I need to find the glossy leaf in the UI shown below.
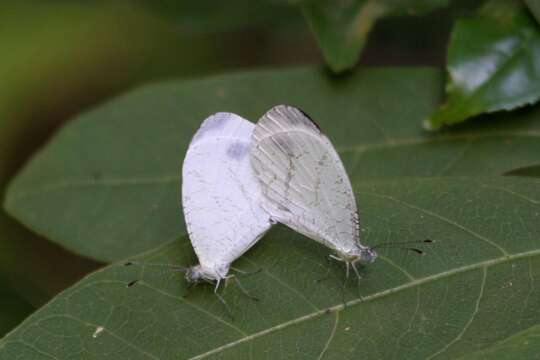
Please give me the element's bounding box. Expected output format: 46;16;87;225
5;66;540;263
300;0;448;72
1;175;540;358
425;0;540;130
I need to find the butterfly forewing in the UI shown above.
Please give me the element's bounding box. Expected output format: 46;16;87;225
182;113;272;270
250;105;360;255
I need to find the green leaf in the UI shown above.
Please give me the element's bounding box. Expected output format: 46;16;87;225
5;66;540;263
300;0;449;72
3;66;540;357
2;175;540;358
458;323;540;359
425;0;540;130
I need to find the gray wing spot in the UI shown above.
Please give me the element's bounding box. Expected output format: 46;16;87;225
277;204;291;212
226;142;249;160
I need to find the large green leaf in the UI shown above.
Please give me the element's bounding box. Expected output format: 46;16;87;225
5;66;540;263
425;0;540;130
458;323;540;359
299;0;449;72
3;66;540;357
1;175;540;358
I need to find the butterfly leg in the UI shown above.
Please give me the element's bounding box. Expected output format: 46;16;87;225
214;279;233;320
341;262;350;308
350;262;366;302
316;255;334;283
324;255;349;306
228;275;259;302
230;266;262;277
182;281;195;298
328;254;350;278
351;262;362;282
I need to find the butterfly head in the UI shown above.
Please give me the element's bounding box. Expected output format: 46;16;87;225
184;266;203;283
339;245;377;265
185;264;228;283
356;246;378;264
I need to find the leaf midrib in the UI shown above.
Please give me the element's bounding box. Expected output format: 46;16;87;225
185;248;540;360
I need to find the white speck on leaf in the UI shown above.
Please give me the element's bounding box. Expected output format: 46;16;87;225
93;326;104;338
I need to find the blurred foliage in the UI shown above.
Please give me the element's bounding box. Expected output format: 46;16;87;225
139;0;300;32
524;0;540;24
426;0;540;129
300;0;449;72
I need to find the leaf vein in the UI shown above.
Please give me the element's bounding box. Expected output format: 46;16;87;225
243;258;320;311
480;184;540;204
317;311;340;360
426;266;488;359
135;281;248;337
356;190;509;256
8;133;540;202
378;255;416;281
187;249;539;360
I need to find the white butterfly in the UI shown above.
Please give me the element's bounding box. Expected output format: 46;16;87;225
181;112;273;305
250;105;377;279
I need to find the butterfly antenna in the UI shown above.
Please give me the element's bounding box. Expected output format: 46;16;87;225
123;261;189;289
124;261;188;271
404;247;425;255
214;279;233;320
371;239;433;250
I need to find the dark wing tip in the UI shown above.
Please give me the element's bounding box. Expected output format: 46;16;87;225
274;104;321;132
297;107;321;132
